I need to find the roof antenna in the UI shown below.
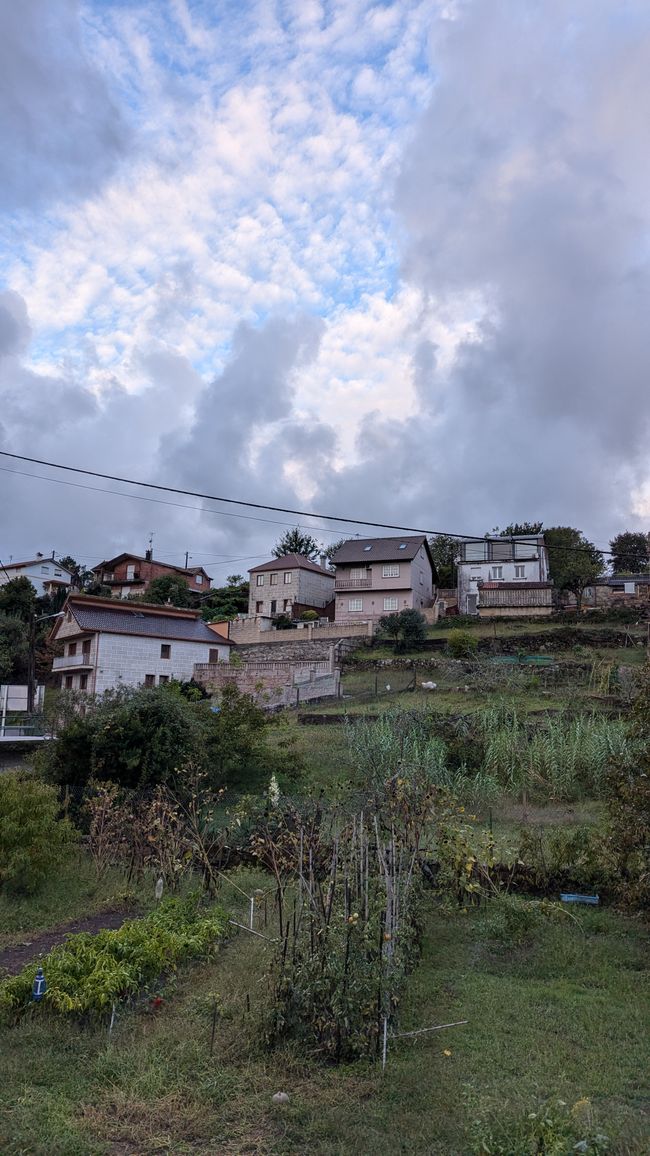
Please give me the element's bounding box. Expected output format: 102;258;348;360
146;531;154;564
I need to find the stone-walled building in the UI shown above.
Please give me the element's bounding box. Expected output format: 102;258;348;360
50;595;231;695
248;554;335;618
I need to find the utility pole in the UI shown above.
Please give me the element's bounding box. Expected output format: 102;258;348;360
185;551;190;570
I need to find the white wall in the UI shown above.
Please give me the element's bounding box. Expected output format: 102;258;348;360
0;560;72;596
457;550;549;614
60;632;230;694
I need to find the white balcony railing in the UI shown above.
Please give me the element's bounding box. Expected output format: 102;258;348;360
52;653;94;670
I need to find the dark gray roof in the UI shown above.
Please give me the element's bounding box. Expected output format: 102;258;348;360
331;535;434;567
68;604;232;645
249;553;333;576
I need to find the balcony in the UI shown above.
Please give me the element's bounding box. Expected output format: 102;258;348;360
335;578;372;590
52;653;94;671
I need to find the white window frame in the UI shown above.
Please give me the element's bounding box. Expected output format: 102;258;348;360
514;564;525;579
126;564;135;579
491;566;504;581
283;572;292;584
350;567;367;580
383;596;398;611
270;572;278;586
195;574;203;584
256;574;264;586
348;597;363;612
382;564;399;578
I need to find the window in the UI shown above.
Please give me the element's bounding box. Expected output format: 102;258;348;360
490;540;512;561
399;543;407;550
161;644;171;659
283;599;290;610
514;565;526;579
40;564;49;574
54;570;62;577
283;572;292;584
384;596;398;611
270;600;277;614
144;674;155;687
515;540;537;559
463;541;488;562
256;574;264;586
491;566;503;581
195;574;203;585
65;675;73;689
351;567;368;579
79;674;88;690
126;564;135;579
68;642;77;656
270;572;278;585
363;545;372;552
348;597;363;612
255;601;263;613
158;675;170;685
208;648;220;664
82;639;91;658
383;564;399;577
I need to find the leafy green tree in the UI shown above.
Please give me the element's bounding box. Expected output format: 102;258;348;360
491;521;544;537
545;526;604;612
144;574;193;607
201;579;249;621
428;534;462;587
0;615;29;682
272;528;320;560
609;532;650;574
58;556;95;590
0;773;76;894
0;576;37;623
377;608;427;652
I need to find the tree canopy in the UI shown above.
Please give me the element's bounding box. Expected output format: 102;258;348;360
377;608;427;652
144;574;194;607
428;535;461;588
609;532;650;575
492;521;544;537
272;528;321;560
0;577;37;623
201;578;249;621
545;526;604;611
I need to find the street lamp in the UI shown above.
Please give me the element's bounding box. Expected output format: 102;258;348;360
27;611;64;715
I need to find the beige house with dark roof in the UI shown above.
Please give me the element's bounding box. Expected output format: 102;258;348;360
331;536;437;624
248;554;335;618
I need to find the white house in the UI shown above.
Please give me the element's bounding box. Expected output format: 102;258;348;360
0;554;74;596
456;535;550;616
50;595;232;695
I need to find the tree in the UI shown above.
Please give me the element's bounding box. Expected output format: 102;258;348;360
0;773;76;894
58;556;95;590
272;528;320;560
491;521;544;537
322;538;347;564
428;535;462;588
545;526;604;613
609;532;650;575
226;574;244;587
201;579;249;621
144;574;193;607
0;615;29;682
377;608;427;652
0;577;37;623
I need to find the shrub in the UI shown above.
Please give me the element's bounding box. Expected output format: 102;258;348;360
0;773;77;894
447;629;479;659
0;897;228;1017
299;609;319;621
377;608;427;652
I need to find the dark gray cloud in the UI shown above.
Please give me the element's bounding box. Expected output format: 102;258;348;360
0;0;127;210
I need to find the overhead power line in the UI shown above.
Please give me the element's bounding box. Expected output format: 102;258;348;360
0;449;621;557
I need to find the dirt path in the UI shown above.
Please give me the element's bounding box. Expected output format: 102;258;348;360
0;908;135;976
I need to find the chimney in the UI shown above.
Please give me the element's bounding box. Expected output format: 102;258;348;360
145;548;152;562
319;552;327;569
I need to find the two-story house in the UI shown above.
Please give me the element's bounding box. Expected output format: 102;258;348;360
248;554;335;618
92;550;211;599
0;554;74;596
50;595;232;695
456;535;551;616
331;536;437;624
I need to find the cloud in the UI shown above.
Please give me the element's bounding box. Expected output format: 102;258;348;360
0;0;128;212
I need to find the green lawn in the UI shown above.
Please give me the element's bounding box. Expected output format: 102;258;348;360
1;891;647;1154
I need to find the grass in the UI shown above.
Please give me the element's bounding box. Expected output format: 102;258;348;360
1;887;647;1154
0;855;143;950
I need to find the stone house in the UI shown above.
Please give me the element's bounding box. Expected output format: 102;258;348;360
456;535;550;616
0;554;74;596
331;535;436;624
92;550;211;599
50;595;231;695
247;554;335;618
574;574;650;612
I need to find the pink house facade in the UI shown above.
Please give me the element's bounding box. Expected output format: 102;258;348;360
331;535;437;624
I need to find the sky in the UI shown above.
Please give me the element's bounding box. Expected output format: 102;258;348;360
1;0;649;580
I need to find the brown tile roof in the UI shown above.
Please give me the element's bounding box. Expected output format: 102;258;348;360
92;553;212;581
249;554;333;576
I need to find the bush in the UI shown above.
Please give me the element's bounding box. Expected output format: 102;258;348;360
0;896;228;1017
0;773;77;894
447;629;479;659
377;608;427;652
481;894;566;948
300;609;319;621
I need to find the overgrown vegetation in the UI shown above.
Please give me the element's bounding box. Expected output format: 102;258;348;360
0;773;76;894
